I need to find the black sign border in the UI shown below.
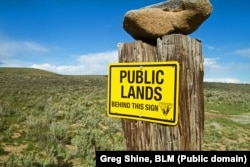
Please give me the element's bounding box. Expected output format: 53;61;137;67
108;63;179;125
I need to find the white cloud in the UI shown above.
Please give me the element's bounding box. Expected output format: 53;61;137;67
204;78;242;83
31;63;87;75
77;50;117;65
203;57;249;83
30;50;118;75
0;39;49;58
235;48;250;58
23;41;49;53
205;45;216;50
204;58;222;70
0;59;31;67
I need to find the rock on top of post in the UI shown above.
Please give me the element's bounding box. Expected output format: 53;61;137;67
141;0;183;10
123;0;213;42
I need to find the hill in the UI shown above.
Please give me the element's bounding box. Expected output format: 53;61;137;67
0;67;59;76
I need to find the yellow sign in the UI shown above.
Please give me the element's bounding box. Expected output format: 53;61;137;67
107;62;179;125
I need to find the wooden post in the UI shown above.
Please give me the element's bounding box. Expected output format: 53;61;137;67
118;34;204;150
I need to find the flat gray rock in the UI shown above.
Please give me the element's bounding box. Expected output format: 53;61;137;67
123;0;213;42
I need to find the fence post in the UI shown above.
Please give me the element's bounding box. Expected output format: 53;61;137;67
118;34;204;150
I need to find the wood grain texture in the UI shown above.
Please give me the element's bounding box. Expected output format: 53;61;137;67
118;34;204;150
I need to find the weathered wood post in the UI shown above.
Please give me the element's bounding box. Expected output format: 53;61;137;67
118;34;204;150
115;0;212;151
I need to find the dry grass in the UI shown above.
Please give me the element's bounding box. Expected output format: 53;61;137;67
0;68;249;166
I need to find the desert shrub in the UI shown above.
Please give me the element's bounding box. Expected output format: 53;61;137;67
2;152;72;167
3;154;21;167
48;121;71;145
26;115;50;142
0;117;7;132
218;96;224;101
0;101;16;117
0;146;8;156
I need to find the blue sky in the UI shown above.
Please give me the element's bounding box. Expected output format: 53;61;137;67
0;0;250;83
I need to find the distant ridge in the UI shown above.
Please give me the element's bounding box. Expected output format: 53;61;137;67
0;67;59;76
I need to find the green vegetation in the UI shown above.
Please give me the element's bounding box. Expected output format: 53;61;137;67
204;82;250;115
0;68;250;166
202;82;250;150
0;68;122;166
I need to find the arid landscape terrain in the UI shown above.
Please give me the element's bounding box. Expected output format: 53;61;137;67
0;68;249;166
